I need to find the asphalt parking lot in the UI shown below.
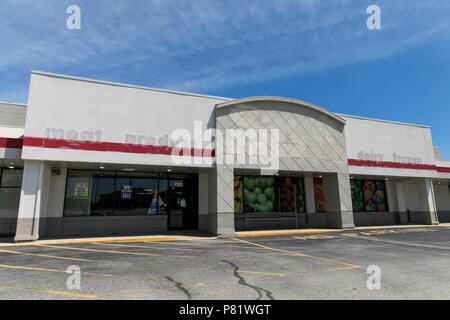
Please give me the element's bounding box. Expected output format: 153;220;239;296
0;226;449;300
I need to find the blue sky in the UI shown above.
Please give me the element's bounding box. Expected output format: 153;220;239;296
1;0;449;159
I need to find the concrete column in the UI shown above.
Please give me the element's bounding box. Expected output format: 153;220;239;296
395;182;409;224
198;171;209;230
322;173;354;229
39;168;67;237
385;180;397;213
208;165;235;236
14;161;51;242
304;176;316;214
417;178;439;225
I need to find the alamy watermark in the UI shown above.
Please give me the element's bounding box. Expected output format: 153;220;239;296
170;121;280;172
66;265;81;290
66;5;380;32
367;5;381;30
366;265;381;290
66;5;81;30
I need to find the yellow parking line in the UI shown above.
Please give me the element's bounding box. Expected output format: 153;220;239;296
232;238;360;268
0;248;94;263
0;263;202;286
0;247;211;272
98;274;281;298
0;237;181;247
293;235;335;240
0;248;150;265
223;270;286;276
0;263;76;274
287;265;360;275
145;241;259;249
0;247;292;273
238;229;343;238
96;242;204;252
36;244;195;259
341;233;359;237
98;263;361;299
358;228;438;237
96;284;190;298
0;283;97;299
43;242;297;259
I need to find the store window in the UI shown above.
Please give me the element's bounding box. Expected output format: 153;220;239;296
234;175;306;213
65;171;98;216
279;177;306;213
351;179;388;212
63;170;196;217
0;169;23;218
114;173;159;216
91;173;115;216
158;175;169;214
313;178;325;212
1;169;23;187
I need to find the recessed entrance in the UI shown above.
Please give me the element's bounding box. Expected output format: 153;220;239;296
167;174;198;230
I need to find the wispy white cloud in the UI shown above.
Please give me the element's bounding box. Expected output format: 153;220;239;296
0;0;449;101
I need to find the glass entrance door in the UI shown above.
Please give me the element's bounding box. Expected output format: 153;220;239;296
168;174;198;230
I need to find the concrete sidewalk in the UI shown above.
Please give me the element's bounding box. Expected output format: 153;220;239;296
1;223;448;246
236;223;450;237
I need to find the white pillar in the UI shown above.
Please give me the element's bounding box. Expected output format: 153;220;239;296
395;182;409;224
304;176;316;214
40;168;67;236
385;180;397;212
14;161;51;241
417;178;439;225
198;171;209;230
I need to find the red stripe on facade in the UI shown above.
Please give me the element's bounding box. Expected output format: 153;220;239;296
22;137;214;158
0;137;23;149
14;137;450;173
348;159;437;171
436;166;450;173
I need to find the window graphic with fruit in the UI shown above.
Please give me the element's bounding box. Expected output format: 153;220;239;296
243;176;275;213
279;178;306;213
362;180;388;212
351;180;365;212
351;179;388;212
313;178;325;212
297;178;306;213
234;176;244;214
234;176;306;214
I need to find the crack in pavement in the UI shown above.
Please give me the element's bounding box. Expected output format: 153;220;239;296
165;276;192;300
221;260;275;300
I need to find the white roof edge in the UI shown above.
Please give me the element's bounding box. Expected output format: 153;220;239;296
0;101;27;107
337;113;430;129
31;70;233;102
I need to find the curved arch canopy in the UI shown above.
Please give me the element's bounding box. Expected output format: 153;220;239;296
215;96;346;125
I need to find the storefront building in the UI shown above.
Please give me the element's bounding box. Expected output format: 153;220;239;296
1;71;449;241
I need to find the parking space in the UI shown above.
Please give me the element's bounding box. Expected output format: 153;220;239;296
0;226;449;299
